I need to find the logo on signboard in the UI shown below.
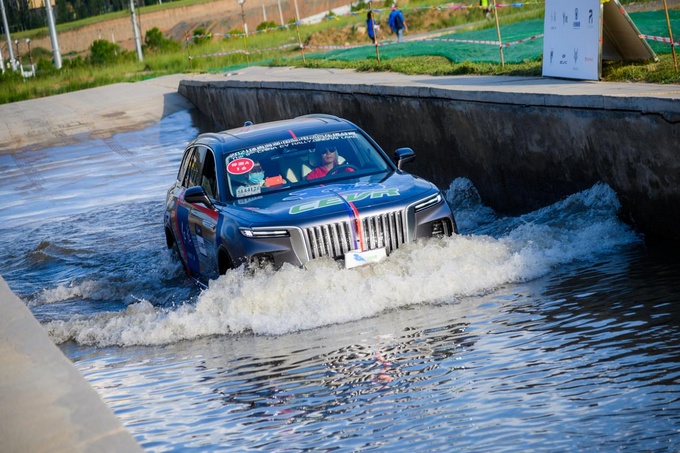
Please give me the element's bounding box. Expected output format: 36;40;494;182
543;0;606;81
573;8;581;29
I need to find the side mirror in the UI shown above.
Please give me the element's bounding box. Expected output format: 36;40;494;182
184;186;215;210
394;147;416;171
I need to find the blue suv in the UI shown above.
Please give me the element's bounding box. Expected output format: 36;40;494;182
164;114;457;281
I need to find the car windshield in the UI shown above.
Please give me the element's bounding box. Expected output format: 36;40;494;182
224;130;391;199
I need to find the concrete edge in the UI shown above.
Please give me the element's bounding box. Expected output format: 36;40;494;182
179;77;680;119
0;276;143;453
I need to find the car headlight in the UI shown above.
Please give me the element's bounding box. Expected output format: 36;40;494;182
414;193;443;212
240;228;290;238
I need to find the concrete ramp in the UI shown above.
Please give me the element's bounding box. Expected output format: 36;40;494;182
0;276;142;453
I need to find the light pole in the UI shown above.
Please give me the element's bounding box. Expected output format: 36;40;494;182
13;39;20;70
130;0;143;61
24;38;34;77
277;0;283;27
238;0;248;35
0;0;16;70
25;38;33;66
293;0;300;23
44;0;62;69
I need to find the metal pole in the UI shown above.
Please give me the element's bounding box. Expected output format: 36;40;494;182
293;0;304;62
44;0;62;69
277;0;284;26
0;0;16;70
293;0;300;24
261;1;266;22
130;0;143;61
662;0;677;71
238;0;249;65
25;38;33;65
13;39;20;72
492;0;504;67
368;1;380;62
25;38;34;77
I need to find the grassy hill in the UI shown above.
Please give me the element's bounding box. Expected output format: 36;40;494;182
1;0;679;104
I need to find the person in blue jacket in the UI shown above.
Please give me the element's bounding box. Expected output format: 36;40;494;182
388;4;407;42
366;10;377;43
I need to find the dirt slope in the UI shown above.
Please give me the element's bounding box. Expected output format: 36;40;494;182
29;0;351;57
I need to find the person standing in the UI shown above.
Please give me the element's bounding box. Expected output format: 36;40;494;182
366;10;377;43
480;0;492;20
388;4;407;43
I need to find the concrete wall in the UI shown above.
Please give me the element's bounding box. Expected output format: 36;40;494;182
178;73;680;242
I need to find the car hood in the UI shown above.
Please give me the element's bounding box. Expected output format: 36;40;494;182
224;173;438;225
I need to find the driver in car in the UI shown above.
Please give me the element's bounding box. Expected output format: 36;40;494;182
305;143;354;180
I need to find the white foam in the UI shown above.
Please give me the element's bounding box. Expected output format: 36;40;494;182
31;280;103;305
44;181;641;347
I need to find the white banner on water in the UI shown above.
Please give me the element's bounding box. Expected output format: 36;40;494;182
542;0;602;81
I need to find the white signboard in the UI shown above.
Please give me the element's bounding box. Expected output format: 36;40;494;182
542;0;602;80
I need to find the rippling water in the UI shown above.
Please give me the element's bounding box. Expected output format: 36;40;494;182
2;111;679;452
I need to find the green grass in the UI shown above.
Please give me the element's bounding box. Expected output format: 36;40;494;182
270;52;680;83
1;0;679;105
271;54;543;77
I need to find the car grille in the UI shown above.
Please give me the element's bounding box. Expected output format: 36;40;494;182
304;210;406;260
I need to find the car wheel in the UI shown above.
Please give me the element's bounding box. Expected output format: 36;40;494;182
165;226;175;250
166;227;189;271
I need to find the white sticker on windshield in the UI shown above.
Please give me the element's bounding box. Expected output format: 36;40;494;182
236;185;262;197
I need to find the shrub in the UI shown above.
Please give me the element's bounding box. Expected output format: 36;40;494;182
145;27;180;52
192;27;212;46
36;58;60;76
145;27;165;50
88;39;121;65
62;55;86;69
256;21;277;32
351;1;368;12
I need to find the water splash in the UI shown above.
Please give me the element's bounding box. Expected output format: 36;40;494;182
44;181;641;347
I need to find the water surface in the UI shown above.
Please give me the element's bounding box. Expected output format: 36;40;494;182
1;111;679;452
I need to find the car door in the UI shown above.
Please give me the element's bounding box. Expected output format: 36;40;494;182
175;146;219;279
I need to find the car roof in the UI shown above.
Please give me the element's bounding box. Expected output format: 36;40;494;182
194;114;360;155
